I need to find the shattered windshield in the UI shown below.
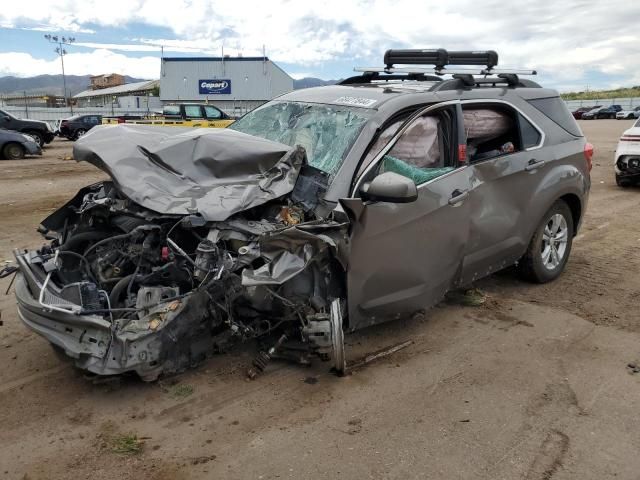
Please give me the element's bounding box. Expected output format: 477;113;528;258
230;101;372;177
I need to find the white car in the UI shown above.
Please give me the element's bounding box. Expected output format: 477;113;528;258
616;106;640;120
615;117;640;186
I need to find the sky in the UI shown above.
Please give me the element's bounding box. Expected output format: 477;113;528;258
0;0;639;92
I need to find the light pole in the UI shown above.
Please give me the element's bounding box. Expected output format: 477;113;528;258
44;34;75;114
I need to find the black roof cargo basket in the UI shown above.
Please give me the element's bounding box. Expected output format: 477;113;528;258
339;48;538;88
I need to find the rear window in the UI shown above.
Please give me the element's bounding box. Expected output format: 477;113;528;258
527;97;583;137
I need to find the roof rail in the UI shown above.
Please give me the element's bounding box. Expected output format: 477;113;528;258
340;48;537;87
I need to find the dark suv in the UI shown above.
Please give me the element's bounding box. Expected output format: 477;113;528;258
582;105;622;120
12;49;591;380
0;109;55;147
59;114;102;140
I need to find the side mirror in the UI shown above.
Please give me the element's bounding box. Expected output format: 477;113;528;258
2;116;9;122
359;171;418;203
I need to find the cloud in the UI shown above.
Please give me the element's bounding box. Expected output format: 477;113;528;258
1;1;639;88
289;72;313;80
0;49;159;78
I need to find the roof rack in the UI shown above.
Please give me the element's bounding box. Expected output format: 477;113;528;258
338;48;537;87
340;70;443;85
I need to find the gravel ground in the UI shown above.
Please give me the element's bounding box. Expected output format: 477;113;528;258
0;121;639;480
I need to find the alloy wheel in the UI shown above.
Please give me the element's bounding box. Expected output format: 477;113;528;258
541;213;568;270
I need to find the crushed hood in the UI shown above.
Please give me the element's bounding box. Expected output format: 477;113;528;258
73;124;305;221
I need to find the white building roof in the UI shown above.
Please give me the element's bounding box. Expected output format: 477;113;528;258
73;80;159;99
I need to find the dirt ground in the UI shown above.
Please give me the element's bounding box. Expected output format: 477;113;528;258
1;122;639;480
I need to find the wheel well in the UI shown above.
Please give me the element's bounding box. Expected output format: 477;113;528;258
559;194;582;235
3;141;23;150
1;141;25;158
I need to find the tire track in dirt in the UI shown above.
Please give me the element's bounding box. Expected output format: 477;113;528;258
525;430;570;480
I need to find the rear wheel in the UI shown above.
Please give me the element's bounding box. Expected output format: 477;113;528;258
518;200;574;283
74;128;87;140
24;130;44;147
2;142;25;160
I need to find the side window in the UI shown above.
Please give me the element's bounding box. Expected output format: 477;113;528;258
463;106;522;162
376;108;457;185
184;105;203;118
204;105;222;119
519;113;542;149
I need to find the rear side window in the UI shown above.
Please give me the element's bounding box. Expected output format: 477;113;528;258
519;113;542;149
204;105;222;119
527;97;583;137
184;105;203;118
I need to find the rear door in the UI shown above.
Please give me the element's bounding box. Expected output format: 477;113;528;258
459;100;544;285
346;102;472;331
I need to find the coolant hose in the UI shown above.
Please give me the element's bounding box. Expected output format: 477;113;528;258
109;273;140;307
60;231;110;252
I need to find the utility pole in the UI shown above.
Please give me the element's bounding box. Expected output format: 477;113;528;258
44;34;75;114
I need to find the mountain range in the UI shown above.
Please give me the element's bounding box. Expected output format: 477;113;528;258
293;77;339;89
0;75;148;96
0;74;338;96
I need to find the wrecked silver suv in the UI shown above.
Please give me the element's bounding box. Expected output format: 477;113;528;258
13;50;591;380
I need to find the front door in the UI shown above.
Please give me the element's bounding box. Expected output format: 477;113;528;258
345;103;472;331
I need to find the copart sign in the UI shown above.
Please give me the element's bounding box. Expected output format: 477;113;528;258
199;79;232;95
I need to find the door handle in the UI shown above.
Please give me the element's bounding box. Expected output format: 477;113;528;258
525;158;546;171
448;189;469;205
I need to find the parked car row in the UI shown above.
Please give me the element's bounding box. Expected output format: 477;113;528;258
572;104;640;121
581;105;623;120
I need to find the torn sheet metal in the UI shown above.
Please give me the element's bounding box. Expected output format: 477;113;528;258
241;220;348;286
73;125;306;221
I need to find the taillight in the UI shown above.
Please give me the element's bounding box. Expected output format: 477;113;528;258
620;135;640;142
584;142;594;172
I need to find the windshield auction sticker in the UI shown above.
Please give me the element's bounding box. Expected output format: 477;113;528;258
334;96;377;107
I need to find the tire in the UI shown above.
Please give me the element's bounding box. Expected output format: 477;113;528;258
518;200;574;283
24;130;44;147
73;128;87;140
2;142;25;160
